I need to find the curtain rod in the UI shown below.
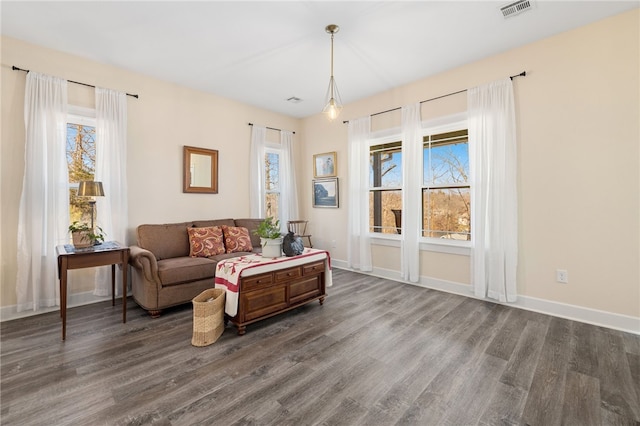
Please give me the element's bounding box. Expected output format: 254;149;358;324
343;71;526;124
12;66;139;99
248;122;295;134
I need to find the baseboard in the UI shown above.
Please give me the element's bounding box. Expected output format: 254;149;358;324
332;259;640;335
4;263;638;335
0;291;122;322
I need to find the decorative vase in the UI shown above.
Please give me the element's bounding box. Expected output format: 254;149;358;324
260;237;283;258
283;231;304;257
72;230;92;248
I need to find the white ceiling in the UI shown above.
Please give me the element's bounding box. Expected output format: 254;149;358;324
2;1;637;118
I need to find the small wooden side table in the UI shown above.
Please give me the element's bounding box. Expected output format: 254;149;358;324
56;241;129;340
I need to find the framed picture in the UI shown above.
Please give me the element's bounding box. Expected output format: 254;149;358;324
313;178;339;208
183;146;218;193
313;151;337;178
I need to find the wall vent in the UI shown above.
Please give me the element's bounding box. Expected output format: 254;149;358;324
500;0;534;18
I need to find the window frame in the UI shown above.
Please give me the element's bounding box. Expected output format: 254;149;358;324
421;127;470;242
264;144;282;221
366;113;471;256
66;105;98;226
368;135;403;235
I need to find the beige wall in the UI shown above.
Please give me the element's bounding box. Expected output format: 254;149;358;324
301;9;639;319
1;36;301;306
1;9;638;323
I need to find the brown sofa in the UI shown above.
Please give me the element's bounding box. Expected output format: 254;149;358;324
129;218;263;317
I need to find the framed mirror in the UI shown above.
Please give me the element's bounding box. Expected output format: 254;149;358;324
183;146;218;193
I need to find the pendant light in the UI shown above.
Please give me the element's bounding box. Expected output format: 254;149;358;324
322;24;343;121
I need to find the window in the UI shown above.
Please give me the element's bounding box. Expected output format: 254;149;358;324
66;109;96;224
364;116;470;248
422;129;470;240
264;149;280;220
369;140;402;234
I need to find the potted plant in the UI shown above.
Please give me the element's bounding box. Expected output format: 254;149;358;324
68;221;105;248
253;217;283;258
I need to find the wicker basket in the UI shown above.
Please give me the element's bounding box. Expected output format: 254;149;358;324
191;288;226;347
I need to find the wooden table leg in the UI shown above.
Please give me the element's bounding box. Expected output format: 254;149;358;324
60;257;68;341
122;253;128;324
111;264;116;306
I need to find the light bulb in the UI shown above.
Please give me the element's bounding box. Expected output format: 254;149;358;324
323;97;342;121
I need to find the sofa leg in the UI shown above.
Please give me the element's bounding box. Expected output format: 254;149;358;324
148;309;162;318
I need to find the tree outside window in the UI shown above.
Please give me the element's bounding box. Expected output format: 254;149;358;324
369;141;402;234
422;129;470;240
66;119;96;224
265;150;280;220
366;125;470;241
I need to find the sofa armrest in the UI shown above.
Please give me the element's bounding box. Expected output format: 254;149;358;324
129;245;161;284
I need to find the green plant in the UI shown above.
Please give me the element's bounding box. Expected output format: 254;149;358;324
68;221;105;245
253;217;282;240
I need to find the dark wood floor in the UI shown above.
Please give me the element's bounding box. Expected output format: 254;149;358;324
1;268;639;425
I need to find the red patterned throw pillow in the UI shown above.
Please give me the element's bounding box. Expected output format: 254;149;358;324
221;226;253;253
187;226;225;257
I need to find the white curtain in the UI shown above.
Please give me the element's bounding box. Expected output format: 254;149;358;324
279;130;299;232
468;78;518;302
249;125;267;218
94;87;128;296
347;116;372;272
401;103;422;282
16;72;69;312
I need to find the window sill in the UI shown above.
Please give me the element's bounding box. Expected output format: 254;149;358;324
420;239;471;256
369;234;470;256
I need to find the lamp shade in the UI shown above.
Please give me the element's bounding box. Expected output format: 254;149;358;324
77;181;104;197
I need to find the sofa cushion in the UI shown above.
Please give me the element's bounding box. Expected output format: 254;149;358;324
157;257;217;286
234;218;264;248
187;226;225;257
209;250;259;262
221;225;253;253
137;222;192;260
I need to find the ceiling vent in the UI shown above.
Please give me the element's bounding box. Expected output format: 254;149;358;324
500;0;534;18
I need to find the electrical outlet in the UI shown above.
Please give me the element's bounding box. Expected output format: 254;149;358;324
556;269;569;284
331;240;336;248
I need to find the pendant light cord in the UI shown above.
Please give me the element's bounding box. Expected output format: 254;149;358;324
330;32;335;79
